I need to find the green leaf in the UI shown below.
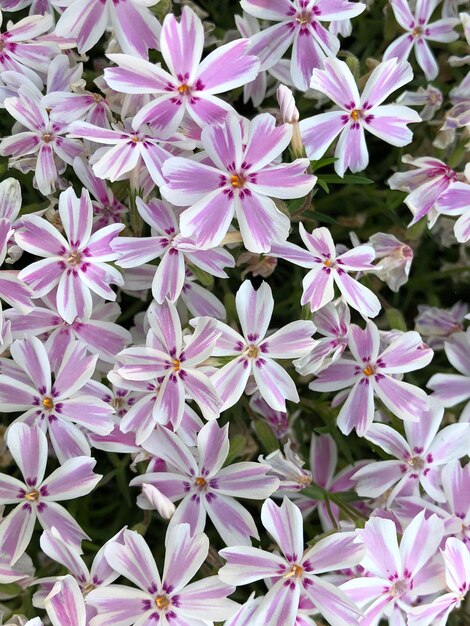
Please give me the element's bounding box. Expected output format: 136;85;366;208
300;484;326;500
310;156;338;170
189;263;214;289
386;308;408;332
225;434;247;465
318;174;374;185
316;178;330;194
253;420;279;454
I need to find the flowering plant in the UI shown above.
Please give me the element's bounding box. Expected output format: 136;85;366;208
0;1;468;625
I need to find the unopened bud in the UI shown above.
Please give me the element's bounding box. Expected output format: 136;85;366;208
277;84;299;123
142;483;175;519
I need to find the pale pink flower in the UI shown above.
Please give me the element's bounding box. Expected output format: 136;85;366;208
384;0;459;80
219;497;364;626
300;58;420;177
86;525;238;625
310;321;434;435
161;112;316;253
133;421;279;545
210;280;316;412
15;187;124;324
368;232;413;292
415;301;467;349
103;6;260;133
0;423;101;564
271;225;381;317
0;336;115;462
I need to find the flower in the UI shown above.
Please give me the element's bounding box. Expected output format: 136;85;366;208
428;329;470;422
44;576;87;626
132;421;279;545
86;525;238;625
300;57;420;176
0;336;115;462
368;232;413;292
103;6;260;133
0;88;84;196
54;0;161;57
384;0;459;80
309;321;434;435
435;171;470;243
15;187;124;324
388;155;458;226
294;302;350;375
353;400;470;503
0;423;101;564
396;85;443;121
240;0;366;91
409;537;470;626
414;301;467;349
115;298;222;427
67;121;192;186
161;112;316;253
341;512;445;625
111;197;234;304
210;280;316;412
219;497;364;626
271;225;381;316
0;10;58;76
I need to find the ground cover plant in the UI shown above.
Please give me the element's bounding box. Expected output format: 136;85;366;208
0;0;469;624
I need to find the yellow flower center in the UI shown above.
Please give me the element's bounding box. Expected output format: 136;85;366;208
283;564;304;579
412;26;422;37
172;359;181;372
362;365;374;376
350;109;361;122
67;251;81;266
42;397;54;410
25;490;40;502
230;174;244;188
178;84;189;94
42;133;53;143
246;345;259;358
195;476;207;487
155;595;170;609
324;259;332;267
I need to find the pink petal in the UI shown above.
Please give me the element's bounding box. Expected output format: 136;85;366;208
105;529;160;592
236;191;290;253
196;39;260;95
152;248;185;303
201;112;243;172
10;335;50;395
301;265;335;311
300;110;348;160
261;497;304;561
334;270;381;317
252;356;299;411
291;27;325;91
45;575;86;626
337;377;375;436
373;375;430;421
57;188;92;249
7;423;48;487
181;368;221;420
211;356;251;411
310;57;360;108
161;157;224;206
108;0;160;58
161;6;204;82
365;104;421;147
260;321;315;358
54;0;108;54
334;123;369;177
249;159;316;199
244;114;292;171
361;58;414;108
162;523;208;591
42;456;100;500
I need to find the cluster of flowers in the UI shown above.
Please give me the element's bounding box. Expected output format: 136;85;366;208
0;0;468;624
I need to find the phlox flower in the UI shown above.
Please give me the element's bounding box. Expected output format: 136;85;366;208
209;280;316;412
53;0;161;57
161;112;316;253
43;88;112;129
396;85;443;121
388;155;458;226
43;576;86;626
415;301;467;349
15;187;124;324
341;512;445;626
111;197;234;304
73;158;127;231
0;423;101;564
384;0;459;80
271;225;381;317
86;525;238;625
0;178;33;338
5;291;131;369
409;537;470;626
294;302;350;375
250;392;290;439
68;120;192;187
33;528;122;618
0;336;115;461
309;321;434;435
0;10;58;77
132;421;280;545
300;57;420;177
240;0;366;91
0;87;84;196
435;170;470;243
368;232;413;292
260;440;313;492
103;6;260;133
115;298;222;427
428;329;470;422
353;400;470;503
225;593;318;626
219;497;364;626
